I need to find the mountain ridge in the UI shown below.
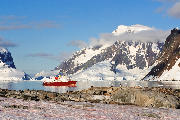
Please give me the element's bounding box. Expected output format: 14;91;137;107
54;25;165;80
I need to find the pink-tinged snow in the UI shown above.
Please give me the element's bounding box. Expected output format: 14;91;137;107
0;97;180;120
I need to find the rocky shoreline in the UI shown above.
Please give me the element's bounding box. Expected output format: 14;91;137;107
1;87;180;109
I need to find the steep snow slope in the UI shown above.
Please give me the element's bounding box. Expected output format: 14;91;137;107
55;45;107;74
0;47;31;81
158;59;180;80
71;61;154;81
144;28;180;80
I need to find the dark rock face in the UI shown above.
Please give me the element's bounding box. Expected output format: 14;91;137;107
55;41;163;75
111;41;163;72
144;28;180;79
22;73;32;80
0;48;16;69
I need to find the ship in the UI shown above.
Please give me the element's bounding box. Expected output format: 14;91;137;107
42;73;77;87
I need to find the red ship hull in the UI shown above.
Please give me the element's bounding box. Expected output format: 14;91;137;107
43;81;77;87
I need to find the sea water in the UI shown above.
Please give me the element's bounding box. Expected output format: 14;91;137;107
0;80;122;93
0;80;180;93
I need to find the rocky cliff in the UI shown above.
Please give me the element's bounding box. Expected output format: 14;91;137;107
144;28;180;80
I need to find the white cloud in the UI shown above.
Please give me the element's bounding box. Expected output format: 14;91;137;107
89;28;170;48
27;51;72;62
27;53;53;57
0;15;26;20
67;40;87;48
168;2;180;18
0;15;60;31
0;36;17;47
156;0;178;2
57;51;73;61
0;21;60;31
155;0;180;18
0;25;30;31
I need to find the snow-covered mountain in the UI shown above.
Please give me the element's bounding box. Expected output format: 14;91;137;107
0;47;31;81
0;47;16;68
144;28;180;80
34;70;60;80
54;25;165;81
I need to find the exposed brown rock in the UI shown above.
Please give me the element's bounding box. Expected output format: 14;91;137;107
144;28;180;79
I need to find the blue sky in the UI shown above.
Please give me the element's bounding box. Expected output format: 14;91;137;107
0;0;180;75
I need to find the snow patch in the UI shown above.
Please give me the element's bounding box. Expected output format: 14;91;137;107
71;60;154;81
0;68;27;81
158;59;180;80
71;61;115;81
144;59;180;81
115;64;152;80
73;48;103;66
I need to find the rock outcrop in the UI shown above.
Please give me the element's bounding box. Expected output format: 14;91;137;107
144;28;180;80
1;87;180;109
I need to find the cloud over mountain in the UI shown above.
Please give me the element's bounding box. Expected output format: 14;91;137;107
89;25;170;48
67;40;87;48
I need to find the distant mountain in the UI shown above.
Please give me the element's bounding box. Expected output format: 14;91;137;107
34;70;60;80
144;28;180;80
0;47;16;68
54;25;165;80
0;47;31;80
